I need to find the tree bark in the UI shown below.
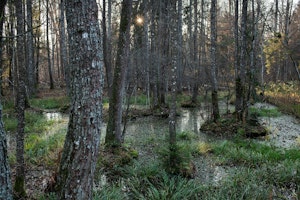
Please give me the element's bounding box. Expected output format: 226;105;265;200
26;0;36;96
0;0;13;198
191;0;199;104
56;0;104;198
59;0;69;90
105;0;132;147
46;0;54;89
102;0;113;96
176;0;183;93
235;0;248;122
0;0;6;95
0;107;13;199
210;0;220;121
14;0;27;198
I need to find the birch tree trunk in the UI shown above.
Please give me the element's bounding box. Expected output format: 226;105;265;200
56;0;104;198
105;0;132;147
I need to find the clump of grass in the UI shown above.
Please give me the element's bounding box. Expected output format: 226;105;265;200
129;94;149;105
197;141;212;155
127;171;201;200
3;117;17;133
157;143;194;177
93;184;126;200
177;131;196;141
25;128;66;166
249;107;281;117
29;96;69;110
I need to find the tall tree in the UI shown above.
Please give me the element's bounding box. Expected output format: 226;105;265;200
176;0;183;93
0;105;13;199
56;0;104;198
103;0;113;96
191;0;200;104
105;0;132;147
46;0;54;89
0;0;13;198
0;0;6;95
59;0;69;90
14;0;27;197
26;0;36;96
210;0;220;121
235;0;248;122
168;0;178;170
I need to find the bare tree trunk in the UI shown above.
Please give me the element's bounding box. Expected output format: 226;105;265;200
283;0;290;82
274;0;278;32
0;0;13;198
235;0;242;120
46;0;54;89
14;0;27;197
143;0;151;106
26;0;36;96
150;0;158;108
56;0;104;198
210;0;220;121
59;0;69;89
236;0;248;122
103;0;113;96
168;0;178;173
0;105;13;199
191;0;199;104
105;0;132;147
0;0;6;95
176;0;183;93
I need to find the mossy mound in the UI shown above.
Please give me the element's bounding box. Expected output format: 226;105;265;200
200;113;268;138
181;101;199;108
97;146;138;180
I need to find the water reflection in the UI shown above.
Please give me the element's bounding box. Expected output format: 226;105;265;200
44;112;63;121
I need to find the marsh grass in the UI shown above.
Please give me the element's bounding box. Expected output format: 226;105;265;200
249;107;281;117
25;128;66;166
29;96;69;110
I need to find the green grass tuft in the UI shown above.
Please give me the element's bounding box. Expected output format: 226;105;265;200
29;96;69;110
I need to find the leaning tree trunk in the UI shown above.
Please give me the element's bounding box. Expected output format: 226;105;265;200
14;0;27;198
56;0;104;199
105;0;132;147
210;0;220;121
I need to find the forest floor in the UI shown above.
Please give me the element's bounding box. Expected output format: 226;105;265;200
5;88;300;199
